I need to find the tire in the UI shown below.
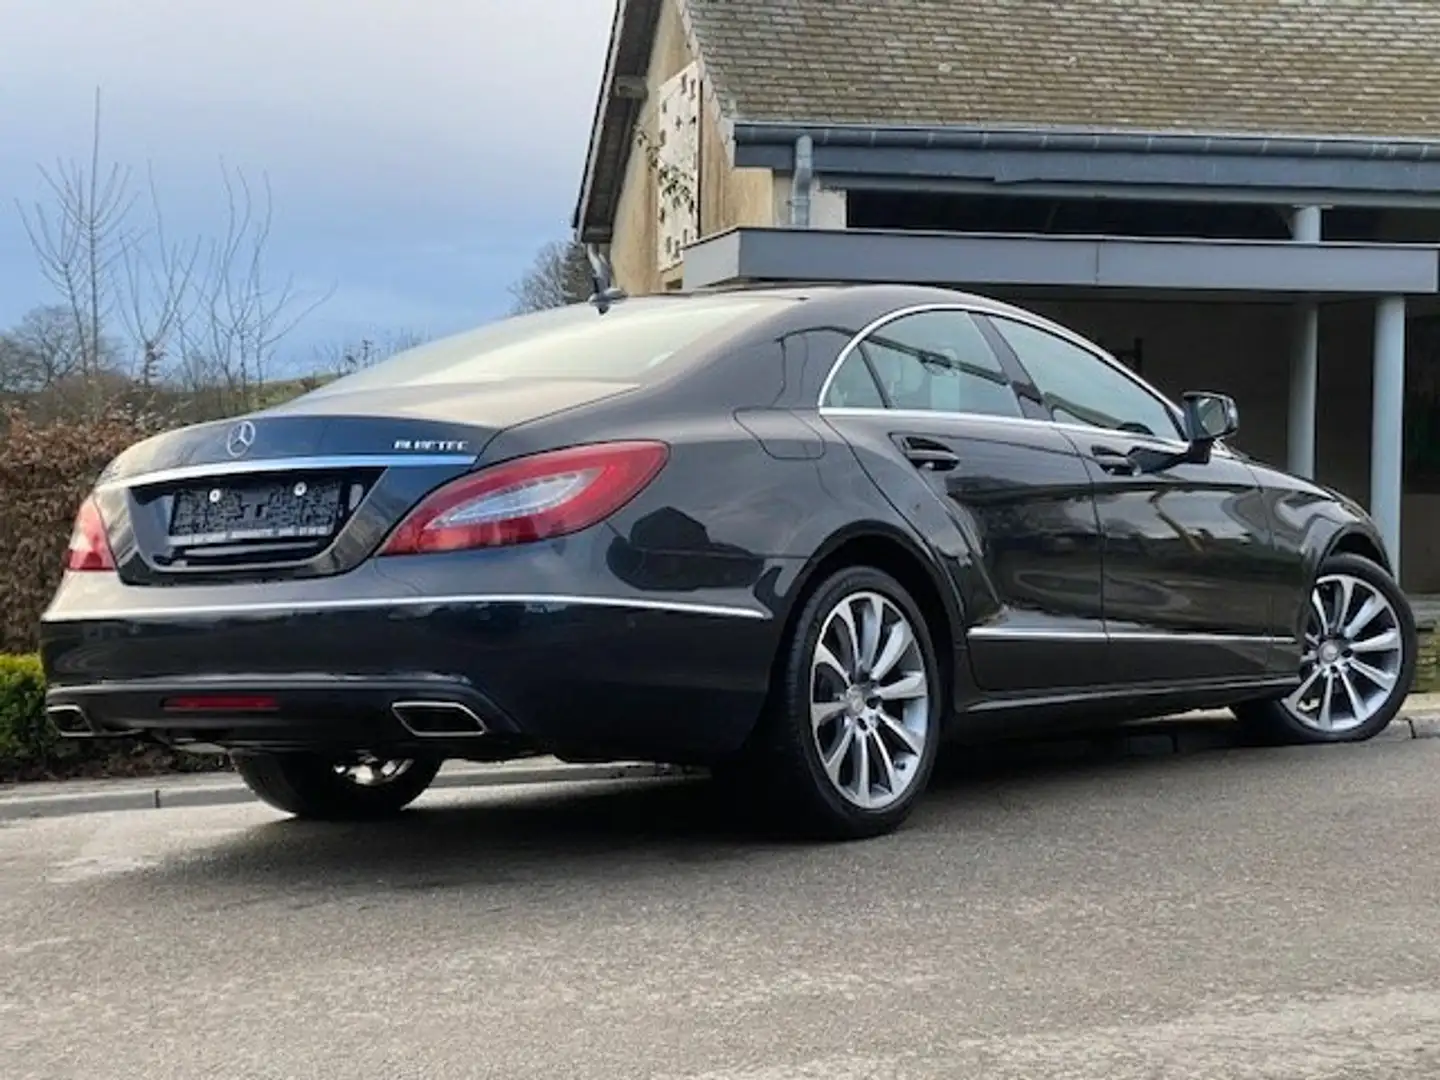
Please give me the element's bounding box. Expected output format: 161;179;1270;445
232;751;442;820
1233;552;1416;745
740;565;945;840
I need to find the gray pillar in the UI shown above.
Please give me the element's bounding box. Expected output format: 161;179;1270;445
1291;206;1322;242
1288;303;1319;478
1371;295;1406;571
1288;206;1322;478
789;135;813;228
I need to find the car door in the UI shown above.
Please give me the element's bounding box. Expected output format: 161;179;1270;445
818;306;1108;693
981;312;1277;685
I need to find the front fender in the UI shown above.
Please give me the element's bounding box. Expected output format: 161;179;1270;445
1253;464;1391;638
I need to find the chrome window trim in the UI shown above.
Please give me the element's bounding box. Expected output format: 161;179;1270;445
818;405;1212;457
97;453;478;491
42;592;770;623
815;301;1195;446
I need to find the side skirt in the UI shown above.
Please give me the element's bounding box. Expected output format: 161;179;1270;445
950;674;1298;742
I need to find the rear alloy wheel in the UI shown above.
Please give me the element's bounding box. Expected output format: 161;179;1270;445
747;566;943;839
1234;553;1416;744
233;751;442;820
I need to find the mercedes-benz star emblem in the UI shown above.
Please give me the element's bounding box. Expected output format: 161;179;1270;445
226;420;257;458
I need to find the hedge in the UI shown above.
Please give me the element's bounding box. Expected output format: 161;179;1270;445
0;653;228;783
0;407;164;654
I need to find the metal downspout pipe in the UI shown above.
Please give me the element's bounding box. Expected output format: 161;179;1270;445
790;135;813;228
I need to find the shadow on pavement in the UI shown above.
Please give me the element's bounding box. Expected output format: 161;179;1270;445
114;718;1259;895
930;716;1248;789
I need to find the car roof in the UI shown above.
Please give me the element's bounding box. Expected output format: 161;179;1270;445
693;279;1010;308
687;280;1059;326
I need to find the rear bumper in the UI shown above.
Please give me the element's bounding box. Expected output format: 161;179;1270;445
44;676;525;755
41;582;782;763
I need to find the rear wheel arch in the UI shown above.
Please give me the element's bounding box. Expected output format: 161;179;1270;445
734;558;948;838
771;526;962;701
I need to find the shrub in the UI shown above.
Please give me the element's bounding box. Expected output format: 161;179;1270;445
0;652;232;782
0;654;49;772
0;406;161;653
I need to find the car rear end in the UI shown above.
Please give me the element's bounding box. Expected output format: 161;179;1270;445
39;296;793;765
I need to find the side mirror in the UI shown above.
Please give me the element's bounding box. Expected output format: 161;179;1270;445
1181;392;1239;444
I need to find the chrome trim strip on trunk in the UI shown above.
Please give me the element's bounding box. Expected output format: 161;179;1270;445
42;593;771;622
98;453;478;491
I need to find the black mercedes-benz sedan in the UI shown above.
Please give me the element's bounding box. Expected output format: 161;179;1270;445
40;283;1417;838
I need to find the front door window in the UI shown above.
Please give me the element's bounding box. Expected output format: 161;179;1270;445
987;316;1182;440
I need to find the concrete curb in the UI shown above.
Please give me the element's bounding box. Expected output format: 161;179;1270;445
0;759;694;823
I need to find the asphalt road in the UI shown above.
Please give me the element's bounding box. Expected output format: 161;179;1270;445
4;733;1440;1080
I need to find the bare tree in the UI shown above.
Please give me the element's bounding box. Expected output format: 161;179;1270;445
0;307;81;394
0;330;40;398
15;88;332;416
508;238;593;313
185;165;332;408
15;88;134;395
119;165;203;389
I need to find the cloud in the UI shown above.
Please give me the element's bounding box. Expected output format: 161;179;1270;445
0;0;615;359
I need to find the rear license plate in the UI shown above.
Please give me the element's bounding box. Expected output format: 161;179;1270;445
168;478;344;545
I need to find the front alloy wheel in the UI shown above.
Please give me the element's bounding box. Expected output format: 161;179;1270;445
1235;553;1416;743
1290;571;1406;733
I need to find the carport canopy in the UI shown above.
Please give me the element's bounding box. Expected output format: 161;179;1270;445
681;227;1440;297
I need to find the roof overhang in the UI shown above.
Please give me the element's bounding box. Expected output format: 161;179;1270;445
682;227;1440;297
573;0;663;245
731;122;1440;206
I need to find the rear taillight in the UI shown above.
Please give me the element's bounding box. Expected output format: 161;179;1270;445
378;440;669;556
65;497;116;572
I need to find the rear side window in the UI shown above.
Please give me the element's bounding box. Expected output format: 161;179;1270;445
824;309;1022;418
308;296;788;394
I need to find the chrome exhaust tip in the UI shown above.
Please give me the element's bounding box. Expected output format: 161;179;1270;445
47;704;100;738
391;700;488;737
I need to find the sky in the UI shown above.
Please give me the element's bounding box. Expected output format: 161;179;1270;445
0;0;614;370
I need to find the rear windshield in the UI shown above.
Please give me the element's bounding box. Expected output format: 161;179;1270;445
308;295;788;394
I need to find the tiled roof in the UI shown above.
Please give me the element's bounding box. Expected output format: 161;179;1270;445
684;0;1440;139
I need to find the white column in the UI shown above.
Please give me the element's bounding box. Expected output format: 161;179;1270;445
1371;295;1407;571
1288;206;1322;478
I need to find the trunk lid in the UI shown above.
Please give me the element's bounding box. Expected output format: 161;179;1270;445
93;378;637;585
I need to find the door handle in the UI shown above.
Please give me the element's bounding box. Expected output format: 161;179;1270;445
1091;446;1139;476
901;437;960;472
